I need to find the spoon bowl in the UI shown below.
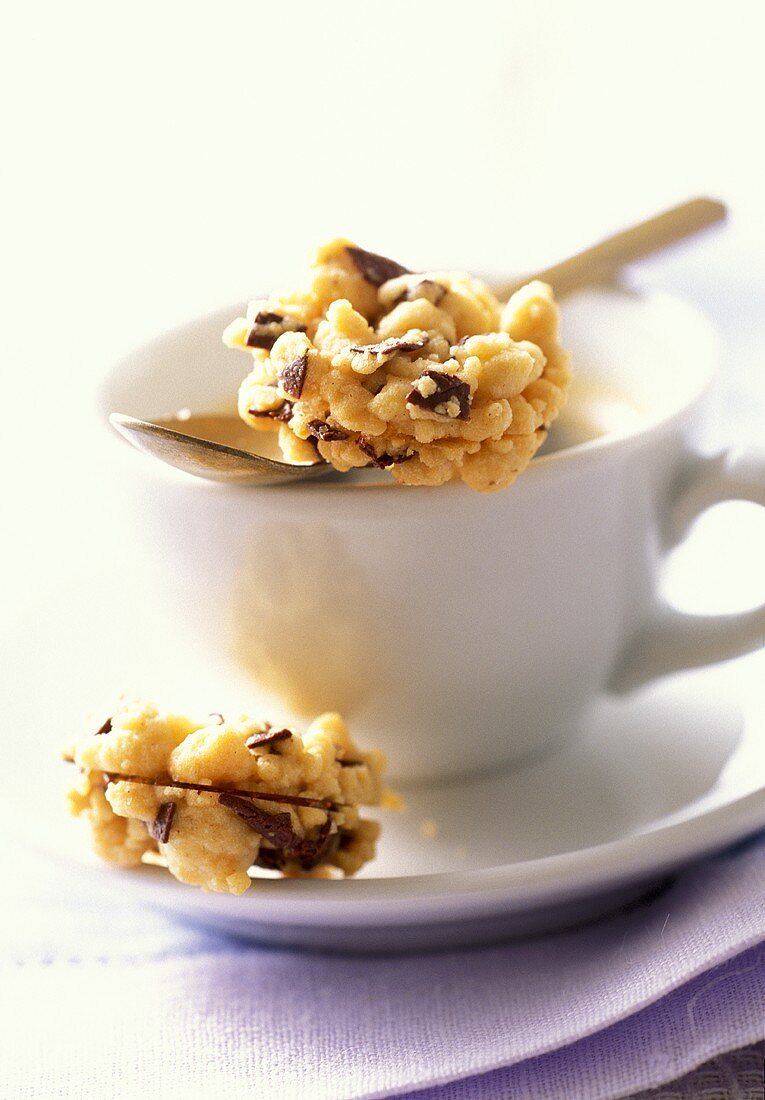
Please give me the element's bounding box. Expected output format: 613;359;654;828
109;413;334;486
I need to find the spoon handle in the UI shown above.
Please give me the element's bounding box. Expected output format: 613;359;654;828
506;196;727;298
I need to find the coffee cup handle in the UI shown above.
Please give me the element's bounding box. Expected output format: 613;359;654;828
609;447;765;693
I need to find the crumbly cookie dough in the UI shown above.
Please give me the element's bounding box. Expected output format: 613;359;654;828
66;701;388;894
223;239;571;492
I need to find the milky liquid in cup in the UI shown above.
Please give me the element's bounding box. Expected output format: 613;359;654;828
537;378;646;456
162;379;646;465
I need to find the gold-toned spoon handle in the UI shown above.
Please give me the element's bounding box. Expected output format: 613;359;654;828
505;196;727;298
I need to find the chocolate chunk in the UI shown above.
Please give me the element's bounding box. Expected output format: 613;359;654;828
279;352;308;399
218;794;297;848
245;727;292;751
406;369;471;420
99;770;339;810
357;437;413;469
221;796;338;870
246;312;307;351
95;717;112;736
307;419;349;442
254;827;338;873
357;438;384;466
349;335;428;358
149;801;176;844
248;403;292;421
346;246;410;287
254;846;286;871
245;334;275;350
292;817;339;870
247;399;293;423
337;758;364;767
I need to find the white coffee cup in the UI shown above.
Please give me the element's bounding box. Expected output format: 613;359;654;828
98;286;765;782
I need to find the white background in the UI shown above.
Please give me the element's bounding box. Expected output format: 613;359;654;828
2;0;765;340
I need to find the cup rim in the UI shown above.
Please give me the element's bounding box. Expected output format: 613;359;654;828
97;285;719;492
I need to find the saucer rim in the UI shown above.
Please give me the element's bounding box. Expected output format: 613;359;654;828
5;781;761;929
4;723;763;925
88;786;765;923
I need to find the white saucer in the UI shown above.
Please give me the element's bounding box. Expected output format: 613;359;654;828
2;570;764;952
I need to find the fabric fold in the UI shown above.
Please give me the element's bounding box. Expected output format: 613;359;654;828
2;833;764;1099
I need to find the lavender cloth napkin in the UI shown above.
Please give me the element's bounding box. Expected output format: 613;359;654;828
2;830;764;1100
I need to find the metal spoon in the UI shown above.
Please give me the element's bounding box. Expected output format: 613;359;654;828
109;413;334;485
111;197;726;487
